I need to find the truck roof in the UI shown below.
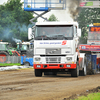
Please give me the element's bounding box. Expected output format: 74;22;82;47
36;21;78;26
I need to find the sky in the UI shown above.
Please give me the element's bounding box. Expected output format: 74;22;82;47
0;0;8;5
0;0;73;22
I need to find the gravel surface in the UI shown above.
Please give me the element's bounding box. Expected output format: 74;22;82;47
0;69;100;100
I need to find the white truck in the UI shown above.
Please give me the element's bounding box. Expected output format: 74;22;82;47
28;21;86;77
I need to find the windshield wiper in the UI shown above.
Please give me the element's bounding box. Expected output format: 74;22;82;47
51;35;68;40
35;36;42;40
35;35;51;40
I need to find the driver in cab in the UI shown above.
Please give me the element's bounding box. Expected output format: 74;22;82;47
64;29;71;37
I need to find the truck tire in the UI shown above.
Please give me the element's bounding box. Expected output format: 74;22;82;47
79;57;87;76
35;69;42;77
0;51;9;63
71;62;79;77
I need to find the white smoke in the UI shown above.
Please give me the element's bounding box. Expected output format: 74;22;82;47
12;37;22;43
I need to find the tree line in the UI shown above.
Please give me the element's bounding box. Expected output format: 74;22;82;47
0;0;35;42
77;8;100;43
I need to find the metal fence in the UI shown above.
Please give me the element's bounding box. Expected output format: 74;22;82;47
0;56;21;63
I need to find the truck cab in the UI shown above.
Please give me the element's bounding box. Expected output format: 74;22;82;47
29;21;83;77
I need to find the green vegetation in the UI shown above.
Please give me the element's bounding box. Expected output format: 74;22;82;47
48;14;58;21
77;8;100;43
0;63;21;66
0;0;36;42
75;92;100;100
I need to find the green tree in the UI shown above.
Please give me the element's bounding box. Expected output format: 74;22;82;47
77;8;100;43
0;0;36;42
48;14;58;21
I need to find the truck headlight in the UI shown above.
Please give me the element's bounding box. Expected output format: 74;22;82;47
66;65;71;67
66;57;72;61
35;57;41;61
36;65;41;68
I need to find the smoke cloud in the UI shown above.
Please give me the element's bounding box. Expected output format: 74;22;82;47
0;22;33;43
12;37;22;43
67;0;81;20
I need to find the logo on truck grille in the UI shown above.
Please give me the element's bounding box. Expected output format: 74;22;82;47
62;40;67;45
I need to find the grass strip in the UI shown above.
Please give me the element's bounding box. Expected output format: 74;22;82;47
0;63;21;66
75;92;100;100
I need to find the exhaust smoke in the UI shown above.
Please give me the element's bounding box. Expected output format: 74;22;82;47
68;0;81;20
12;37;22;43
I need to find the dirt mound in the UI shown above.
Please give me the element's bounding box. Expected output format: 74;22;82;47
64;86;100;100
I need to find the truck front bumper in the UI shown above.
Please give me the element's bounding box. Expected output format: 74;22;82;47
34;63;76;69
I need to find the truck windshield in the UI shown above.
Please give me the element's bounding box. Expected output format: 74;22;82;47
17;44;29;50
35;25;73;40
22;45;29;50
0;44;6;50
88;32;100;40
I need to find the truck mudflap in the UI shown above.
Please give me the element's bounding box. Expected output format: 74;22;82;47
34;63;76;69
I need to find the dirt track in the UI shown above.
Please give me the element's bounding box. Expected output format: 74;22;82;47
0;69;100;100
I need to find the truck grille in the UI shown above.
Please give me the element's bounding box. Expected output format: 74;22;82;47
46;57;61;63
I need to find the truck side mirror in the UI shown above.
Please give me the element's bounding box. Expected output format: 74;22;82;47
77;29;81;37
28;28;34;40
28;28;32;40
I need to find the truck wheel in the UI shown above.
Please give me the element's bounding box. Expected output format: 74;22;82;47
0;51;9;63
71;62;79;77
24;62;30;66
35;69;42;77
79;57;87;76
